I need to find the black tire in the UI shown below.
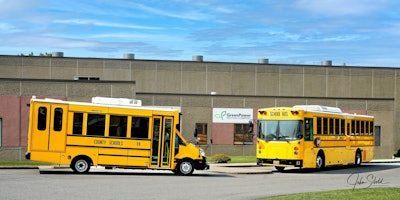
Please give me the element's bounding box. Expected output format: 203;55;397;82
71;157;90;173
275;166;285;172
175;159;194;175
355;151;362;166
316;153;325;170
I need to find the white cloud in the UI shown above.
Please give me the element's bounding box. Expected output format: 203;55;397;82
53;19;162;30
294;0;388;16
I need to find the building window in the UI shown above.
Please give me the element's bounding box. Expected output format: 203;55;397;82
374;126;381;146
195;123;207;145
234;124;253;145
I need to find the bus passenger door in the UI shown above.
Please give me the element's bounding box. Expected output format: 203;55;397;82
151;117;162;167
161;117;173;168
150;116;173;168
48;104;67;152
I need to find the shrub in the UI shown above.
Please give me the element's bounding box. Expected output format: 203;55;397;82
394;149;400;157
210;154;231;163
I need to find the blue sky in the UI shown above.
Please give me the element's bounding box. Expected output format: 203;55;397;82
1;0;400;67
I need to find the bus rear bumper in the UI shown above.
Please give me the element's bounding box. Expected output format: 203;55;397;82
25;152;31;160
257;158;302;167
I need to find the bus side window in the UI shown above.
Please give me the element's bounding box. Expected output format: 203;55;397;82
73;113;83;135
87;114;105;136
340;119;345;135
305;118;313;141
38;107;47;130
317;117;322;135
109;115;127;137
54;108;63;131
131;117;149;138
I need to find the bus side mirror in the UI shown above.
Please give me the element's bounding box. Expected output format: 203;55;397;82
194;128;198;137
248;120;254;134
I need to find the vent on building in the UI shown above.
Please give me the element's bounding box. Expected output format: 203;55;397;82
321;60;332;66
73;76;100;81
52;52;64;57
258;58;269;64
124;53;135;59
192;55;203;62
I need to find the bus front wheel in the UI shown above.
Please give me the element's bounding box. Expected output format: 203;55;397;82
71;157;91;173
316;153;325;170
175;159;194;175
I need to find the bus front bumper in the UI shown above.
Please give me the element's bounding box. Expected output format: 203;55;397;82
195;157;210;170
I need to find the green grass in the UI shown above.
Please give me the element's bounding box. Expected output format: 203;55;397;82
259;187;400;200
0;160;52;166
230;156;256;163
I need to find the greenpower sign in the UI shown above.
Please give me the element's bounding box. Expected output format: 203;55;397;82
213;108;253;123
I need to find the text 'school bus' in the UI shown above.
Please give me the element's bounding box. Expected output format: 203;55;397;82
256;105;374;171
25;97;209;175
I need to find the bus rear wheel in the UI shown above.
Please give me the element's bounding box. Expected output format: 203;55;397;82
275;166;285;172
175;159;194;175
355;151;362;166
71;157;91;173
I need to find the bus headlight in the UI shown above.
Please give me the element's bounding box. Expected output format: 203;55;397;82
200;148;206;157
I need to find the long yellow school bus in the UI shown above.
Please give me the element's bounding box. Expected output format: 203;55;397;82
256;105;374;171
25;97;209;175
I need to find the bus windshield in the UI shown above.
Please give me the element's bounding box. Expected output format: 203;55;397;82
258;120;302;141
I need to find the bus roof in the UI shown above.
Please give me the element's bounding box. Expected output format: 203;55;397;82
31;97;180;112
293;105;373;118
293;105;342;114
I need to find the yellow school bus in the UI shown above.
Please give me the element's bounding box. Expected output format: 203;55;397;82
25;97;209;175
256;105;374;171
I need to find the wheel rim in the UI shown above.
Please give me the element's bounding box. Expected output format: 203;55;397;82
75;159;89;173
180;161;193;175
316;155;323;169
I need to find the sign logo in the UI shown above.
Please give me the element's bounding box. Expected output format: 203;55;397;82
213;108;253;123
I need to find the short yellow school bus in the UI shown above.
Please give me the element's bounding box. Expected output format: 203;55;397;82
25;97;209;175
256;105;374;171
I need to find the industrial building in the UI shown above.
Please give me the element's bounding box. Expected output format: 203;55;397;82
0;53;397;160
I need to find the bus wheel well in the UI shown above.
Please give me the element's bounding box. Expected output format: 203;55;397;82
71;155;93;173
